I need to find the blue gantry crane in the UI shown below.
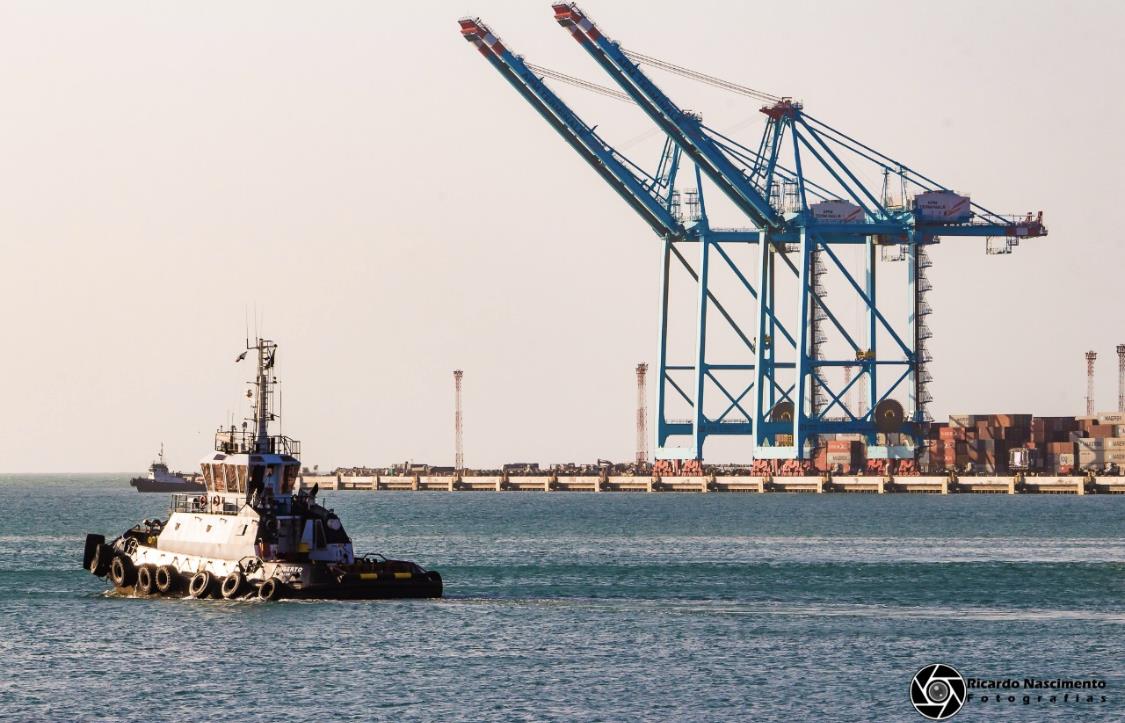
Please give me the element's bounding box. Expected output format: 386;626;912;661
460;16;767;460
460;5;1047;464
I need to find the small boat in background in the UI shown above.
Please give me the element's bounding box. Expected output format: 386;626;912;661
129;444;204;493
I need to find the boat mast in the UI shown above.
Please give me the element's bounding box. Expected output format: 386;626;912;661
250;338;277;453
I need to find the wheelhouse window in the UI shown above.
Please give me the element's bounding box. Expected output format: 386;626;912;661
226;464;245;493
202;465;213;487
212;463;226;493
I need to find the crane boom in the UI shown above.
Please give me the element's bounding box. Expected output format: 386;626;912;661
552;3;783;231
459;17;687;241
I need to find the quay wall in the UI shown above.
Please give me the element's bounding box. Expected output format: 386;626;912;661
299;473;1125;496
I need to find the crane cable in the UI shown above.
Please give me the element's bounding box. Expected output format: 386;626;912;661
529;49;784;107
622;49;784;105
526;63;634;104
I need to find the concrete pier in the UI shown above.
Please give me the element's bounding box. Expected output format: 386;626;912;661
303;473;1120;496
713;476;767;493
769;476;825;493
830;476;887;494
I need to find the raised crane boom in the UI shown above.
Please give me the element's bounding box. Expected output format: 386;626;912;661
552;3;783;231
459;17;687;241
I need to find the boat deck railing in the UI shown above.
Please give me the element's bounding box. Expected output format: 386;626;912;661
214;430;301;457
170;493;242;516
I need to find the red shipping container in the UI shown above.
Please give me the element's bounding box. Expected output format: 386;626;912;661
939;427;966;441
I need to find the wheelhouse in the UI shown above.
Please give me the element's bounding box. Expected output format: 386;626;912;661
199;452;301;499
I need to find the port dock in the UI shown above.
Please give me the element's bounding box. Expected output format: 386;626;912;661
304;473;1125;495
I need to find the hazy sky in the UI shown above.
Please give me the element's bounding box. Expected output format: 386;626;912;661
2;1;1123;472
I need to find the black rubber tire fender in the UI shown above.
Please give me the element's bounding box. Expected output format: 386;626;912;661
90;544;112;578
110;555;136;588
220;571;244;599
257;577;284;601
136;566;156;595
155;565;179;594
188;571;213;599
83;534;105;572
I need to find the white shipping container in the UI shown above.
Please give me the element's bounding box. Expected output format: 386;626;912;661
1097;412;1125;424
1077;450;1125;464
913;190;972;223
949;414;975;428
810;200;864;223
1075;437;1125;450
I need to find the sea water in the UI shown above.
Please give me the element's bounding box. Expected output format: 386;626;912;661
1;475;1123;721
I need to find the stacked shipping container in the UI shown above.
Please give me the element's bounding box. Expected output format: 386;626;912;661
924;414;1034;474
1071;413;1125;471
729;413;1125;476
922;412;1125;475
822;439;864;473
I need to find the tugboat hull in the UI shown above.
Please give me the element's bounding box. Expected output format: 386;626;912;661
84;533;442;601
284;575;442;600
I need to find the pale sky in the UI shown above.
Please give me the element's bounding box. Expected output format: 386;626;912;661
2;1;1122;472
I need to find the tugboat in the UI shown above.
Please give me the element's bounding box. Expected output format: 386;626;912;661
83;338;442;600
129;444;204;493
